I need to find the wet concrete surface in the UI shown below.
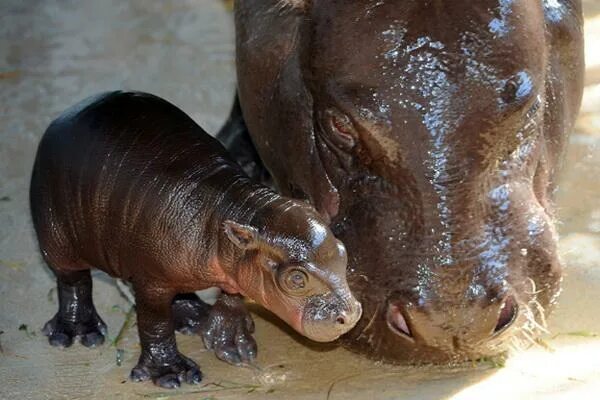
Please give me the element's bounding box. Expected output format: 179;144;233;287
0;1;599;399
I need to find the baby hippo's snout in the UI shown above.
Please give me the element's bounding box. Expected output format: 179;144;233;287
302;292;362;342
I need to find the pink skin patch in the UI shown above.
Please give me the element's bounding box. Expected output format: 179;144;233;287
387;304;413;339
208;255;242;295
291;309;305;335
495;295;518;333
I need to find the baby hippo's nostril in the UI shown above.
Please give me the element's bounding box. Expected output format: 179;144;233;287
335;301;362;328
495;295;518;334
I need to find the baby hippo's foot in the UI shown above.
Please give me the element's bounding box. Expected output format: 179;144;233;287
130;352;202;389
172;293;211;335
42;311;107;348
201;294;257;365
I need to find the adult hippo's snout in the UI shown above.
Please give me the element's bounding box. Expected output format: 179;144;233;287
222;0;584;363
386;294;519;349
331;178;563;362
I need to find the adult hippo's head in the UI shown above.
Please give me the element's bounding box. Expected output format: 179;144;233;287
233;0;584;363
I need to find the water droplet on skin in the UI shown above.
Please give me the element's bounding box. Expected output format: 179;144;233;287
514;71;533;99
544;0;566;23
372;16;545;279
489;0;514;37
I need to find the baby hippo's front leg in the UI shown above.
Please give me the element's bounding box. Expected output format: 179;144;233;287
131;285;202;389
200;293;257;365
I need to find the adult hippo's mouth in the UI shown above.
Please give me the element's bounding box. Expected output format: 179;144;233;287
223;0;584;363
384;295;520;354
329;166;564;363
342;262;553;364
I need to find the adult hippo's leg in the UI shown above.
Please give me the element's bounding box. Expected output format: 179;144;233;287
216;94;271;185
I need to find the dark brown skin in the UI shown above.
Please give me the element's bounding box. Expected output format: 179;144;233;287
220;0;585;363
30;91;361;388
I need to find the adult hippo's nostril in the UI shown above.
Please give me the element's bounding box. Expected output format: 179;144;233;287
386;304;413;340
494;295;518;334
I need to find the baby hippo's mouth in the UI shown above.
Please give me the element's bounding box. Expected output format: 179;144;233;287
301;294;362;342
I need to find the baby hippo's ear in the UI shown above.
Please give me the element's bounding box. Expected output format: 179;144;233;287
223;220;260;249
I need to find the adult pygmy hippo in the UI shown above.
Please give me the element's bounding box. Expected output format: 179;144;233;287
30;91;361;388
220;0;585;363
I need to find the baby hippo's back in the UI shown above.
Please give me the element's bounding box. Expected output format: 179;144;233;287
30;91;248;280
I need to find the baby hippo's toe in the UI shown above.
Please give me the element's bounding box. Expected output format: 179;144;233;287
130;352;202;389
42;312;107;348
211;326;258;365
202;314;257;365
200;297;257;365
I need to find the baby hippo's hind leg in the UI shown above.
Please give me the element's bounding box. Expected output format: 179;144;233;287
172;293;211;335
43;269;107;348
131;286;202;389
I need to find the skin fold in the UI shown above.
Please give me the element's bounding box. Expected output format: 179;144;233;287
220;0;585;363
30;91;361;388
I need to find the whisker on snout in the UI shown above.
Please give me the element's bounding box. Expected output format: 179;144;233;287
501;279;550;356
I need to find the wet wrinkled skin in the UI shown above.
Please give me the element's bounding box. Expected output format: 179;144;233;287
30;91;361;388
224;0;584;363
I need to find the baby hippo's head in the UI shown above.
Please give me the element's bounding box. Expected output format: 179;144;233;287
223;200;361;342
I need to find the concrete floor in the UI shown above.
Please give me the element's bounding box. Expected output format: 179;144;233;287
1;1;599;399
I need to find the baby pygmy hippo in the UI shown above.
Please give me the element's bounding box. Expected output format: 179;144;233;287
30;91;362;388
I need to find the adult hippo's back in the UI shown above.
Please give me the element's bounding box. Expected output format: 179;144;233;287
219;0;584;363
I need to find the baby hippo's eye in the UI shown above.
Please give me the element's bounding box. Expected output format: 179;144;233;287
289;271;307;288
280;268;310;294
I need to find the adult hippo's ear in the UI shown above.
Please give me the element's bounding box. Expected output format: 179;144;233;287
234;0;340;223
223;220;260;250
541;0;584;188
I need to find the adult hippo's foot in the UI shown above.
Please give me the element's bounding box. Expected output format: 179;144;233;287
199;293;257;365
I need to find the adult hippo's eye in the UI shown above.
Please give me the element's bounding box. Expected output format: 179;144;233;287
501;79;520;103
279;268;310;295
500;71;535;106
324;108;358;150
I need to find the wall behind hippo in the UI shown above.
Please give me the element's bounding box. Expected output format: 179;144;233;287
0;0;236;195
